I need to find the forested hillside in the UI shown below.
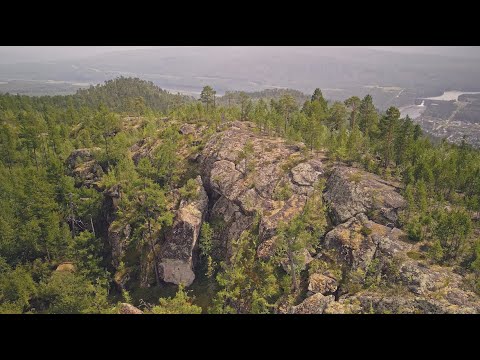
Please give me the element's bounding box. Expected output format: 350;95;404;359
1;78;479;314
217;88;309;106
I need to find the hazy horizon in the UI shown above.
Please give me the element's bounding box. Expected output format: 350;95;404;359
1;46;480;105
1;46;480;64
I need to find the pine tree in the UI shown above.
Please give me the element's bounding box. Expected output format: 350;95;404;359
344;96;361;129
327;102;348;131
378;107;400;169
278;94;297;134
239;92;253;121
311;88;328;112
200;86;216;112
358;95;379;138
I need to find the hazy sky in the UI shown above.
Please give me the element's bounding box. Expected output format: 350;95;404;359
0;46;156;64
1;46;479;64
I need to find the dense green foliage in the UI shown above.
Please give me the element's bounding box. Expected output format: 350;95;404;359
1;78;480;314
150;284;202;314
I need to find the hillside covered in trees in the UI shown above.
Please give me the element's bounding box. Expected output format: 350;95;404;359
1;77;480;314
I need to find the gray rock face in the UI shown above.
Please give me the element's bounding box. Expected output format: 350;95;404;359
210;195;253;260
398;260;480;307
324;166;407;226
66;148;97;168
200;121;324;260
159;176;208;286
342;291;480;314
108;222;131;269
290;161;323;186
66;148;104;188
297;212;480;314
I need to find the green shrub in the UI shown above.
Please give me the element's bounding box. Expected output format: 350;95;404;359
179;178;199;201
360;226;373;236
273;182;292;201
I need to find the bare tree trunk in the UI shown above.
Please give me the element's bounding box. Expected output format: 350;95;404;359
90;216;96;238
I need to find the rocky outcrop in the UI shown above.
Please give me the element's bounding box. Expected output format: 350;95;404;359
66;148;104;189
108;222;131;270
66;148;98;168
308;273;338;295
341;290;480;314
281;249;313;273
118;303;143;314
323;166;406;226
322;213;410;274
398;260;479;304
292;293;335;314
158;176;208;286
198;122;480;314
130;138;162;166
87;120;480;313
200;121;324;260
296;212;480;314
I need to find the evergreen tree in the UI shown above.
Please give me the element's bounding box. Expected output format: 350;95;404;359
344;96;361;129
200;86;216;111
358;95;379;138
378;106;400;169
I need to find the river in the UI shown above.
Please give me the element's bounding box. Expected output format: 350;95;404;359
400;90;480;119
399;100;425;119
423;90;480;101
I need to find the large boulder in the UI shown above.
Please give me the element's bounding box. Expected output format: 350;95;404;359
292;293;335;314
308;272;338;295
323;166;407;226
55;262;76;273
159;176;208;286
118;303;143;314
322;213;410;273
